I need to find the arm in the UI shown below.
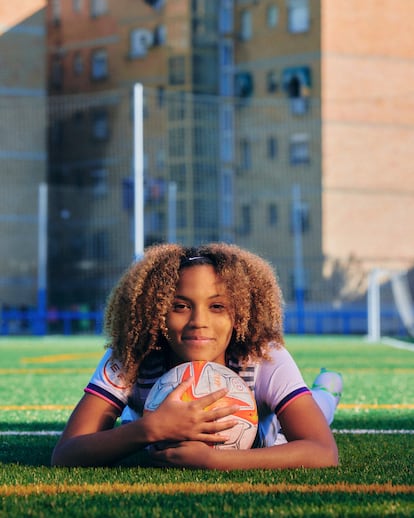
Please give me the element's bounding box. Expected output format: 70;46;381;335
149;394;339;470
51;377;240;467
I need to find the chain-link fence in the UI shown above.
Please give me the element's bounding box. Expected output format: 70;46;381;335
1;87;412;335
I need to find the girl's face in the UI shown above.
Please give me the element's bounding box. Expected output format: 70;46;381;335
166;264;234;366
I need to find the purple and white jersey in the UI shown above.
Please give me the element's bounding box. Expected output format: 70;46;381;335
85;345;310;447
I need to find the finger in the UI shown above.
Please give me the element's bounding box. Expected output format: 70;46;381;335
205;404;240;422
196;388;229;409
199;431;231;444
166;376;194;401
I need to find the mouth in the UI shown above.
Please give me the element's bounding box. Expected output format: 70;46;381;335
182;336;213;344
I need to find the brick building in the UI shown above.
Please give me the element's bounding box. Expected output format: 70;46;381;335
2;0;413;320
0;1;47;307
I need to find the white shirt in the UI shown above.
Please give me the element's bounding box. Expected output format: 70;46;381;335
85;346;310;447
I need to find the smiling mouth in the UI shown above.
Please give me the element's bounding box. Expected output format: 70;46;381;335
183;336;212;342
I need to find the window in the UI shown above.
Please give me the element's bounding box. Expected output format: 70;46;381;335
220;105;234;162
219;40;234;96
268;203;278;226
240;139;252;170
267;71;278;93
90;168;108;197
72;0;82;12
130;28;153;58
267;5;279;28
287;0;310;33
153;25;166;45
290;134;310;165
51;0;61;24
239;205;252;235
73;52;83;75
91;110;109;141
144;0;165;8
290;201;310;233
168;56;186;85
91;49;108;80
235;72;254;98
157;86;165;107
170;164;186;191
282;66;311;114
90;0;108;17
169;128;185;157
219;0;233;34
51;58;63;89
240;10;252;41
193;52;217;90
168;91;186;120
267;136;278;159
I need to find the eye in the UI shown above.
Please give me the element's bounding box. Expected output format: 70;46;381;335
210;303;226;312
172;301;190;312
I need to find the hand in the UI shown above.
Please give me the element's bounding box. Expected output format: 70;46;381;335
148;441;217;469
144;376;240;444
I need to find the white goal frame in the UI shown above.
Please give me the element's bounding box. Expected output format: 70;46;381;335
367;268;414;342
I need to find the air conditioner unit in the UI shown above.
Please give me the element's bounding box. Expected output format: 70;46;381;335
130;28;154;58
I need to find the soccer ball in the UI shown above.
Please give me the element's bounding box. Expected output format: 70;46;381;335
144;361;258;450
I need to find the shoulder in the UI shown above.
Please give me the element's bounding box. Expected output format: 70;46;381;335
255;345;309;412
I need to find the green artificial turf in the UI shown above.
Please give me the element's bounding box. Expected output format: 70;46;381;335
0;335;413;517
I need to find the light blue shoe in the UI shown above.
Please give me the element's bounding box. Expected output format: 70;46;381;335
311;368;343;406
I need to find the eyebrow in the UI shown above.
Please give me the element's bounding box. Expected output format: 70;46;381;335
173;293;225;301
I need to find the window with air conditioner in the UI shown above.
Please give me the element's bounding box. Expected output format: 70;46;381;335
130;28;154;58
282;66;311;114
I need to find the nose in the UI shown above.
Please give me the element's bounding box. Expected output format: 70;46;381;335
188;306;208;328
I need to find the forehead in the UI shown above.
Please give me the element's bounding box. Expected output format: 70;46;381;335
176;264;226;291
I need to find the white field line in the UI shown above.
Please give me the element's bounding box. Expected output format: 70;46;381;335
0;429;413;437
381;337;414;351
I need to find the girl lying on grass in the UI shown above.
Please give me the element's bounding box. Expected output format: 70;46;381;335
52;243;342;469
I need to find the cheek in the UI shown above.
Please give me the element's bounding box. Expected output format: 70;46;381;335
165;313;183;334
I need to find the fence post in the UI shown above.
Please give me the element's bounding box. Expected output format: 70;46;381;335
35;182;48;335
292;184;305;333
133;83;144;261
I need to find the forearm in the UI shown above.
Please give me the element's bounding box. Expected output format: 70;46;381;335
51;417;155;467
152;437;338;471
210;440;338;470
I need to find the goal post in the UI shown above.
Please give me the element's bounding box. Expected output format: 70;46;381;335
366;268;414;342
367;268;381;342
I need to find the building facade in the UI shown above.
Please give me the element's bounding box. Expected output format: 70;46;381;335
15;0;413;317
0;1;47;309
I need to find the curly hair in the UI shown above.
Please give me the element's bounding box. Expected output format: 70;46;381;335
104;242;284;383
